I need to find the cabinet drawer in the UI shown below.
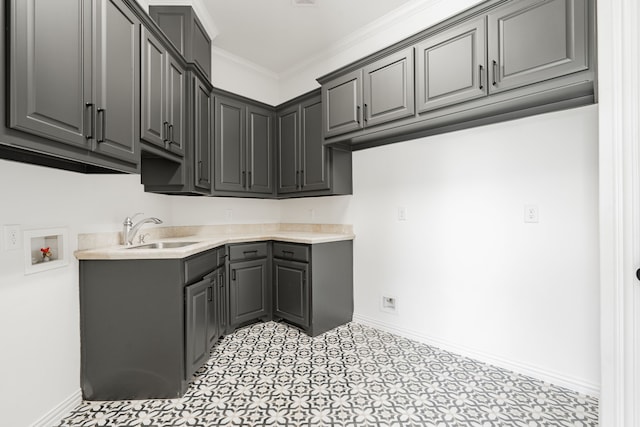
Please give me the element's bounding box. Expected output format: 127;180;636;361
216;247;227;267
273;242;309;262
228;242;268;261
184;249;217;284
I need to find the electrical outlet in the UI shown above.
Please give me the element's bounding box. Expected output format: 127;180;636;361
3;225;21;250
225;209;233;221
381;295;397;313
308;209;315;221
524;204;539;223
397;207;408;221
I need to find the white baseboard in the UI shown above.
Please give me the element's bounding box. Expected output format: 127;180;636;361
352;313;600;398
30;389;82;427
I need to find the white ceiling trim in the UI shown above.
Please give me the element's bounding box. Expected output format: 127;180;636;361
147;0;219;40
280;0;447;80
211;46;281;82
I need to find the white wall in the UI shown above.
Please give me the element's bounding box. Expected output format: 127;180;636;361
0;160;280;427
279;106;600;395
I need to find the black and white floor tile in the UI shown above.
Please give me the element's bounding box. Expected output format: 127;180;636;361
57;322;599;426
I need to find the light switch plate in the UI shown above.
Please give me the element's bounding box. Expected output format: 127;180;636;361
524;205;539;223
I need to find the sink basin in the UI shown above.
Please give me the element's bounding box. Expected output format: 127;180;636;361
126;241;199;249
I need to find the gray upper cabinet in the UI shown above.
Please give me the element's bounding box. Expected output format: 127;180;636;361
193;74;212;192
276;105;299;194
214;95;246;192
277;90;352;197
8;0;139;167
416;17;487;113
318;0;594;151
322;70;363;138
9;0;92;150
149;6;212;79
92;0;140;163
141;28;185;157
362;47;415;127
487;0;588;93
214;93;274;196
322;47;414;138
247;106;274;194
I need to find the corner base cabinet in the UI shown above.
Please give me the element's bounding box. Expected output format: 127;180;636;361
79;248;223;400
272;240;353;337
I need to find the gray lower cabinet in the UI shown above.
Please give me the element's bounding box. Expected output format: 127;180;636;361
227;242;271;330
79;248;221;400
214;92;274;196
272;241;353;337
7;0;140;171
276;91;353;197
273;259;309;329
185;276;213;378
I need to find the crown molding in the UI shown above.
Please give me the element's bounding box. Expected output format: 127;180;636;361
211;47;280;82
280;0;451;80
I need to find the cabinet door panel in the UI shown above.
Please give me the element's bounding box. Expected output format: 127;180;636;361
93;0;139;163
487;0;588;93
276;105;299;194
207;273;219;348
167;55;186;156
9;0;92;148
300;96;330;192
416;18;487;113
194;77;212;191
185;278;209;378
322;70;363;138
229;259;269;325
363;48;414;127
141;28;166;148
214;96;246;192
273;259;309;328
247;106;274;194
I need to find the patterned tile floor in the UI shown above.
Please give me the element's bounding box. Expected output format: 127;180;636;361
57;322;599;426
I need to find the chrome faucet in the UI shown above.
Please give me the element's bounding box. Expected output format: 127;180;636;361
122;213;163;246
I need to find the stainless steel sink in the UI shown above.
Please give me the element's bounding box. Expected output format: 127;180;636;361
126;241;199;249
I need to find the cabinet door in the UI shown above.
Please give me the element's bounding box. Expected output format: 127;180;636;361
229;259;269;326
322;69;363;138
362;47;415;127
416;17;487;113
217;267;228;336
141;28;167;148
273;259;309;329
194;76;212;192
92;0;139;163
214;96;246;192
185;278;210;378
247;106;274;194
300;96;330;192
207;273;219;348
9;0;92;149
166;55;186;156
487;0;588;93
276;104;299;194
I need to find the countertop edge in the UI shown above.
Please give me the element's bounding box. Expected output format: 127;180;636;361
74;233;355;260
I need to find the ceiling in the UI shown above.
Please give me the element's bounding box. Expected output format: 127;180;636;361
202;0;413;75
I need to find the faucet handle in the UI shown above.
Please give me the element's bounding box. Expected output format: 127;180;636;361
124;212;144;225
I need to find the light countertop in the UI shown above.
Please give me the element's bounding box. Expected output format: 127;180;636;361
74;224;354;260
